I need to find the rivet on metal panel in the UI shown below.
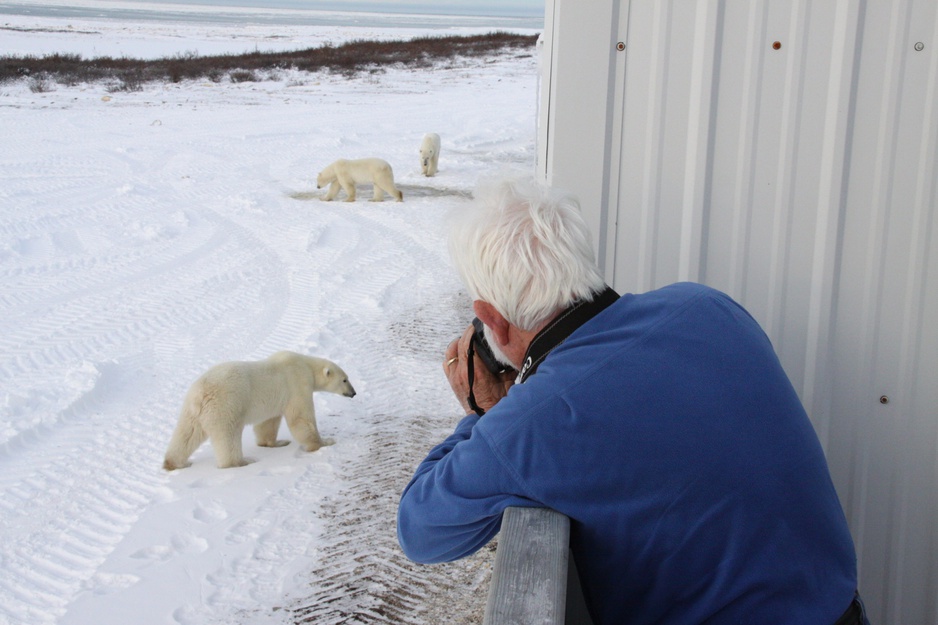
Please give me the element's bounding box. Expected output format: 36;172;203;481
915;42;925;51
773;41;782;50
879;395;890;405
616;42;625;52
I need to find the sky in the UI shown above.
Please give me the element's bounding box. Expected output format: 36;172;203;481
96;0;545;18
0;0;544;30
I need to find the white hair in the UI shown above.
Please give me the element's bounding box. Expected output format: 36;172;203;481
447;176;605;331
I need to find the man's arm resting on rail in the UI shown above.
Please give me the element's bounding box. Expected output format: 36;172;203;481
397;412;537;564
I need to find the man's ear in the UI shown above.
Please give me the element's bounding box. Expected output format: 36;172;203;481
473;300;510;346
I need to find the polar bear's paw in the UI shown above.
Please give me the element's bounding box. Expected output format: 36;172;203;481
219;457;256;469
257;439;290;448
302;438;335;453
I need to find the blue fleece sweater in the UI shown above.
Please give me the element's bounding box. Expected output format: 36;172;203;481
398;282;857;624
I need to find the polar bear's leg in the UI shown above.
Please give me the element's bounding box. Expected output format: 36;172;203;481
163;405;207;470
254;416;290;447
370;181;385;202
284;401;332;452
338;175;356;202
428;153;439;176
209;429;251;468
322;181;340;201
375;171;403;202
203;414;251;469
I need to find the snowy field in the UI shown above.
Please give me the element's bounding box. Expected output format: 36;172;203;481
0;8;540;624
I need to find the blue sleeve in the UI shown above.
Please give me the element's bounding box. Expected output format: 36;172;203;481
397;412;538;564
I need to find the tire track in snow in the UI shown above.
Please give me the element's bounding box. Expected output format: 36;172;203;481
0;178;295;625
0;206;282;453
278;201;489;624
0;355;178;625
290;412;495;625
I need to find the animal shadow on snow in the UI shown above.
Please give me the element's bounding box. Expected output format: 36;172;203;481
287;185;471;202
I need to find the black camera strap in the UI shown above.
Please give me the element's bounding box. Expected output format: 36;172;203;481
516;285;619;384
466;335;486;415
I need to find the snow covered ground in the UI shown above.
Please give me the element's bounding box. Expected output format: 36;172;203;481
0;9;540;624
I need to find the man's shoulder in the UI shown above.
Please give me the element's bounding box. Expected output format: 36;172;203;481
646;281;723;300
619;282;744;317
609;281;728;317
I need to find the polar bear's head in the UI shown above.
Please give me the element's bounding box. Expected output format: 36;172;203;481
318;362;357;398
316;164;336;189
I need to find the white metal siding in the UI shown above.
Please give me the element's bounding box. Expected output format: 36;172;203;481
540;1;938;622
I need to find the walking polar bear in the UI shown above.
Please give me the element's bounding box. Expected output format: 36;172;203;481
163;351;356;470
317;157;403;202
419;133;440;177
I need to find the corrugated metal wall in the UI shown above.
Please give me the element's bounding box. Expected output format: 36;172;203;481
539;1;938;622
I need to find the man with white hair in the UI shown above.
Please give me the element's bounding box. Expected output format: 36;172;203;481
397;177;867;625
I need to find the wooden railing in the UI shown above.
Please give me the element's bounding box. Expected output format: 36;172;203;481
482;507;594;625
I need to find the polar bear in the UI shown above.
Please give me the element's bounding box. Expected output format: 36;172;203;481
316;157;403;202
163;351;356;470
419;133;440;177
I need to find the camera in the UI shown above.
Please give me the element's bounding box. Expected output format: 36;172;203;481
471;317;513;374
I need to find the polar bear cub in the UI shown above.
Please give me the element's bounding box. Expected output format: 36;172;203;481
419;133;440;177
163;351;356;470
316;157;403;202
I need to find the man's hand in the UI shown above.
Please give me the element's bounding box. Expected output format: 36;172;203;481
443;324;515;414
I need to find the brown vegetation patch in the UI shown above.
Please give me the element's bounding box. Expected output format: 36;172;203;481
0;32;538;87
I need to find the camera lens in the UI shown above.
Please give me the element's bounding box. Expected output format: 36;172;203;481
471;318;512;374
